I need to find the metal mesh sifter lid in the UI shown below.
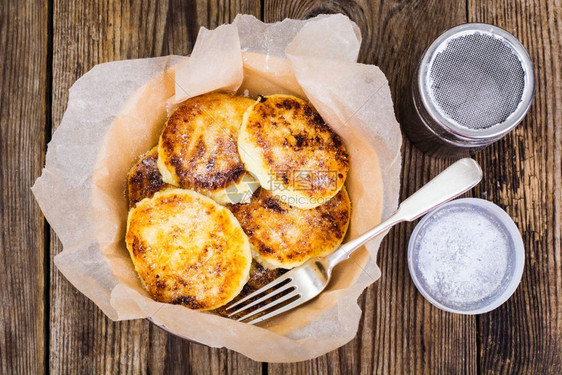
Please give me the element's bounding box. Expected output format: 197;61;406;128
418;24;534;140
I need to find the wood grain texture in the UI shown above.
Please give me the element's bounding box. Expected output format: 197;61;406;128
49;1;261;373
2;0;559;373
264;0;478;373
468;0;562;373
0;0;48;373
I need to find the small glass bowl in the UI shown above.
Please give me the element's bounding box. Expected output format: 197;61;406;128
407;198;525;314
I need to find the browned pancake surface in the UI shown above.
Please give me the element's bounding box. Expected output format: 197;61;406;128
213;261;287;317
238;94;350;208
127;147;172;208
158;93;255;196
229;187;351;269
126;189;252;310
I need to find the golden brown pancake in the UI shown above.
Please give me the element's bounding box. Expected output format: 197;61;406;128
127;146;172;208
127;152;287;313
238;94;350;209
229;187;351;269
126;189;252;310
157;92;258;205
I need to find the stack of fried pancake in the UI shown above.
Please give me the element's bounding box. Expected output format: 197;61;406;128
126;92;351;313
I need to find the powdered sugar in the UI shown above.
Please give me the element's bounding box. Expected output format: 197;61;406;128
413;204;511;309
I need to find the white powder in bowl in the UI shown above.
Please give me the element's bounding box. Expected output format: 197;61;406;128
412;204;511;309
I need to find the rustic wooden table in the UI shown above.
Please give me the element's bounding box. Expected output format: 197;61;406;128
1;0;560;373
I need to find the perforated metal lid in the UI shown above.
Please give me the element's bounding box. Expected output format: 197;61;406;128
418;24;534;140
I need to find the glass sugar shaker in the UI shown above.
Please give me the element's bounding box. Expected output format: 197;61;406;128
401;23;535;158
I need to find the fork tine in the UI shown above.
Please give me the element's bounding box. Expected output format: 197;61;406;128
228;283;296;317
225;272;293;311
236;291;300;323
244;298;305;325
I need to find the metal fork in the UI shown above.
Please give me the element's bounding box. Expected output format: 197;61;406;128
225;158;483;324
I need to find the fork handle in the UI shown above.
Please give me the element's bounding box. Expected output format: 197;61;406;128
325;158;483;269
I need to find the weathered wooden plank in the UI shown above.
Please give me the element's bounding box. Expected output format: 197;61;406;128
265;0;479;373
0;0;48;374
50;1;262;373
467;0;562;373
49;2;168;371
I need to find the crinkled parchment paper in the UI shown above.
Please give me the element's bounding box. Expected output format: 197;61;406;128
32;14;402;362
